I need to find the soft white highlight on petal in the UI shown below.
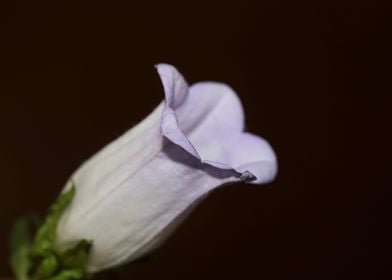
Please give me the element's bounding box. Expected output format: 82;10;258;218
60;102;165;222
56;63;277;273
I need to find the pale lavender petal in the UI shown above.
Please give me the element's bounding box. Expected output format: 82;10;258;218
156;63;277;184
156;63;188;108
157;64;200;158
222;132;277;184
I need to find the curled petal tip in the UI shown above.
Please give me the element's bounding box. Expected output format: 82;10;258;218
240;171;257;182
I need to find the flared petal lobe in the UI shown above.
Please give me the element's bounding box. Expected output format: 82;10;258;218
156;63;277;183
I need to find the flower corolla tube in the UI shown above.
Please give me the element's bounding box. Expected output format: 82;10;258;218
56;64;278;272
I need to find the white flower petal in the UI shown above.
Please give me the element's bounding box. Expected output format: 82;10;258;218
59;144;239;272
60;103;164;218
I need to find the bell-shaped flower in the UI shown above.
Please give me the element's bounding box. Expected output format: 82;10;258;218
56;64;277;273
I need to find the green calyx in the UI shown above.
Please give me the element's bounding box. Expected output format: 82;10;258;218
10;185;93;280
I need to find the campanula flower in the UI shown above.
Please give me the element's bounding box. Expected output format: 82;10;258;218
56;64;277;272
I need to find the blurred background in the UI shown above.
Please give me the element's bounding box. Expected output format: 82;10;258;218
0;1;390;279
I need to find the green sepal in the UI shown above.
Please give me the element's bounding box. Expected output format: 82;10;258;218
60;240;92;278
11;184;93;280
48;269;83;280
29;185;76;279
10;215;41;280
31;185;76;257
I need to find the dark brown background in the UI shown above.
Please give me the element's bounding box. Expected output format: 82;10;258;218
0;1;390;279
